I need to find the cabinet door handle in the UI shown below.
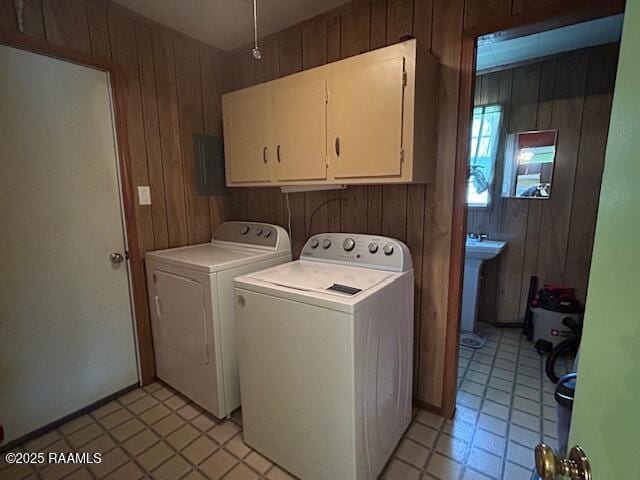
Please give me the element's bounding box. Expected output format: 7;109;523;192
262;146;267;164
335;137;340;157
277;144;281;163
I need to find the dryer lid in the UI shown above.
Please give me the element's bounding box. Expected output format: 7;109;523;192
246;260;394;297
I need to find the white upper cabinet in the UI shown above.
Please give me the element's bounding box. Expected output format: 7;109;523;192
222;39;439;187
272;74;327;182
222;84;272;184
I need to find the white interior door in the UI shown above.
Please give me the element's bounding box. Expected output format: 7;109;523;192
0;45;138;445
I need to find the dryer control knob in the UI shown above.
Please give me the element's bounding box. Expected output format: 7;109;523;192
368;242;379;253
383;244;394;256
322;238;332;249
264;230;272;238
240;225;250;235
343;238;356;252
255;228;263;236
310;238;319;249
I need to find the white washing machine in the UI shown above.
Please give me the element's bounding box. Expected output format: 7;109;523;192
145;222;291;418
234;233;414;480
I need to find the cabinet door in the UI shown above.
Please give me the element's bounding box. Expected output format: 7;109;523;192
223;87;272;184
273;76;327;181
327;55;405;179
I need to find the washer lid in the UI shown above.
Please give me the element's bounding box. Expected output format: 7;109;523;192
245;261;394;298
146;243;280;273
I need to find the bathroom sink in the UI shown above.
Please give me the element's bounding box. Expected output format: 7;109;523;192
461;238;507;349
465;239;506;261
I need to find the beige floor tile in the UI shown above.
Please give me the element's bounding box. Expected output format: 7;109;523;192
225;463;260;480
394;439;429;469
511;410;540;432
244;451;273;474
183;435;218;465
406;422;438;448
225;433;252;459
455;405;479;424
426;452;464;479
457;391;482;410
103;462;144;480
480;400;509;420
266;465;298;480
382;460;420;480
139;403;171;426
514;384;539;401
137;442;174;472
503;461;532;480
91;401;121;420
192;413;217;432
152;413;186;437
128;394;159;414
435;433;469;462
508;425;541;448
183;470;208;480
177;404;202;420
414;409;445;430
465;371;489;385
167;424;200;450
23;430;61;451
64;468;93;480
66;423;103;448
143;381;163;393
0;463;34;480
488;376;513;393
468;362;491;375
209;421;241;445
39;462;80;480
98;408;132;430
472;428;505;457
111;418;146;442
151;386;174;401
152;455;191;480
485;388;511;406
59;415;93;436
507;441;534;468
122;428;160;456
88;447;129;478
442;419;475;443
165;395;188;411
80;434;116;455
460;380;485;397
199;449;237;479
467;447;502;478
491;367;515;381
462;468;492;480
477;413;507;437
118;388;147;405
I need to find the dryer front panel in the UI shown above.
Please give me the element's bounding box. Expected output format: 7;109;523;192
150;269;219;415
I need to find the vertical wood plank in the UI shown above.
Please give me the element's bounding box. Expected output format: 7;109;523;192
42;0;90;53
136;22;169;250
152;31;189;247
419;0;464;407
564;44;618;301
386;0;414;44
463;0;511;32
413;0;433;49
86;0;109;58
0;0;45;38
200;47;227;231
536;50;589;286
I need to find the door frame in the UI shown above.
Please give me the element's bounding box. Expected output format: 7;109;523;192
442;0;626;418
0;31;154;385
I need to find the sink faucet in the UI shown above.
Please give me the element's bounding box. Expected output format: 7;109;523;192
468;232;488;242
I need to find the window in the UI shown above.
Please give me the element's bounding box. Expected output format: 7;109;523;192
468;105;502;207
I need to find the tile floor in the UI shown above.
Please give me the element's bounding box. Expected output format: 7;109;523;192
1;325;557;480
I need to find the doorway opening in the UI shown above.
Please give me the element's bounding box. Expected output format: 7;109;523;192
454;11;623;476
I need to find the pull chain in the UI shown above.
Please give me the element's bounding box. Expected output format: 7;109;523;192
251;0;261;60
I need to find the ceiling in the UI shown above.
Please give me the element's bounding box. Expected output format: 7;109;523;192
477;14;624;73
113;0;349;51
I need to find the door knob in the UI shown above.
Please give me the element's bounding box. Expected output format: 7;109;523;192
535;444;592;480
110;252;125;264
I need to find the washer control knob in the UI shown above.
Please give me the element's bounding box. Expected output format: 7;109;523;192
368;242;379;254
240;225;250;235
255;228;263;236
264;230;272;238
383;244;394;256
310;238;319;249
343;238;356;252
322;238;332;249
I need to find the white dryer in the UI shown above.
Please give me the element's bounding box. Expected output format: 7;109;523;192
234;233;413;480
145;222;291;418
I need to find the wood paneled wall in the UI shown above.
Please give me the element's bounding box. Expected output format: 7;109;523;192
469;43;619;326
0;0;227;383
222;0;622;412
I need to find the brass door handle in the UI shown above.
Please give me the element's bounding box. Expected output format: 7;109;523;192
335;137;340;157
277;144;281;162
535;444;592;480
262;146;267;164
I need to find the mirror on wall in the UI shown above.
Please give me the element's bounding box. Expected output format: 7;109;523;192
502;130;558;199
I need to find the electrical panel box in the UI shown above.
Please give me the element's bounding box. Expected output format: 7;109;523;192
193;134;226;196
